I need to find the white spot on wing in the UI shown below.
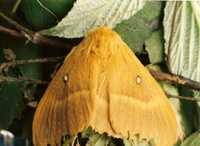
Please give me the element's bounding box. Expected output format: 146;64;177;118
64;75;68;82
136;76;142;84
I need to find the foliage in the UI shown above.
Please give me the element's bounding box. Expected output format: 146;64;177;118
40;0;145;38
0;0;200;145
164;1;200;99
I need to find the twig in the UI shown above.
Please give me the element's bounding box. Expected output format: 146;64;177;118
0;75;48;84
167;1;179;73
0;56;65;79
0;25;26;39
0;56;65;67
0;57;65;84
166;93;200;102
148;68;200;91
0;12;74;49
0;56;65;74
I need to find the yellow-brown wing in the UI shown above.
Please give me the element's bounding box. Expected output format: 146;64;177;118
32;37;100;145
90;27;178;146
109;45;178;146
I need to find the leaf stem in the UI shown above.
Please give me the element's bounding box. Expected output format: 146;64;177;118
167;1;179;73
36;0;59;20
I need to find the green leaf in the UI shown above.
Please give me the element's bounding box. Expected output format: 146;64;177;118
22;0;75;30
181;131;200;146
62;135;78;146
145;29;165;63
114;1;165;53
40;0;145;38
163;1;200;98
82;127;111;146
0;39;43;135
123;135;155;146
19;108;35;138
179;93;199;139
0;82;25;130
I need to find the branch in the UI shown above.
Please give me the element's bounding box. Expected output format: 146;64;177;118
0;12;74;49
0;25;26;39
0;56;65;66
166;93;200;102
0;56;65;84
0;56;65;73
0;75;48;84
148;68;200;91
0;56;66;84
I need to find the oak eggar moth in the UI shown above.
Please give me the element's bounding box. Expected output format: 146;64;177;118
32;26;179;146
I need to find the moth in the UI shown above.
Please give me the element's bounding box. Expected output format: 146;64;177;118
33;25;178;146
